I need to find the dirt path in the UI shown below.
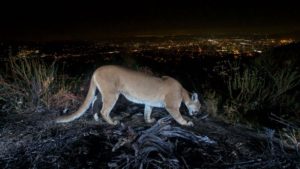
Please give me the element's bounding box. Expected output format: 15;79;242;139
0;105;299;169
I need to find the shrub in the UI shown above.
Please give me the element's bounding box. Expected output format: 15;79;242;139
222;58;300;123
0;57;55;111
0;57;80;113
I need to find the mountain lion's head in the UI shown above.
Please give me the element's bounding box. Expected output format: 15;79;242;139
187;93;201;115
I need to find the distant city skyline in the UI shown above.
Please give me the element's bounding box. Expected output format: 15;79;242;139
1;1;299;41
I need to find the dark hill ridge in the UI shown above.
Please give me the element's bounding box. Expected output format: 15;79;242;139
272;41;300;55
264;41;300;67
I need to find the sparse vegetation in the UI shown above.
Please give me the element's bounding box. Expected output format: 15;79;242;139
280;128;300;152
212;57;300;124
0;57;80;113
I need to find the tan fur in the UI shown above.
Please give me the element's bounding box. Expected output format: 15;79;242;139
56;65;201;126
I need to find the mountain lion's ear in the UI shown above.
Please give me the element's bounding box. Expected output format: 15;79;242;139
191;93;198;101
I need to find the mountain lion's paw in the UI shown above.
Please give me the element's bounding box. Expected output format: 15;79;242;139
93;113;99;121
112;120;120;125
146;118;156;123
186;121;194;127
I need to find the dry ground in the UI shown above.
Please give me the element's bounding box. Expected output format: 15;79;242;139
0;97;299;169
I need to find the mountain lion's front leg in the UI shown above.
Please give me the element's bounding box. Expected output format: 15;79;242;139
144;105;155;123
166;107;194;126
164;93;194;126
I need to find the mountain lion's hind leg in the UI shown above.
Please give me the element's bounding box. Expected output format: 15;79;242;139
99;92;119;125
144;105;155;123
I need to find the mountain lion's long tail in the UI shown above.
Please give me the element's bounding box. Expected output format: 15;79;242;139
56;78;97;123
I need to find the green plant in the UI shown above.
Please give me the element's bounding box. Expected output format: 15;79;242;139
223;59;300;123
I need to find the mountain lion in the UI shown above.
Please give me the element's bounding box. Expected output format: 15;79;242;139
56;65;200;126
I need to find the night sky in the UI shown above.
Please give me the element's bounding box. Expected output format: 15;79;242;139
0;0;299;41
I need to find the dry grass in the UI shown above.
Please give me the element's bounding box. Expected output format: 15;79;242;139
48;88;83;112
0;57;80;113
0;57;55;111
